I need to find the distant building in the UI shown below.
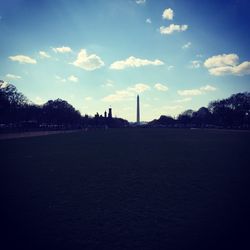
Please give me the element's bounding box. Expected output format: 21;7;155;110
108;107;112;118
104;110;107;118
137;95;140;125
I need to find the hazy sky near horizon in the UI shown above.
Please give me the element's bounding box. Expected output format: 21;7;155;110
1;0;250;121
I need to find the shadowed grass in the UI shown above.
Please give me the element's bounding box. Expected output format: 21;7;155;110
1;128;250;250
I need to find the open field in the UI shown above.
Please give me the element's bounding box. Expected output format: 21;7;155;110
1;128;250;250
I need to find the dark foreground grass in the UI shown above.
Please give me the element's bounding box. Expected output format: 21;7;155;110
1;128;250;250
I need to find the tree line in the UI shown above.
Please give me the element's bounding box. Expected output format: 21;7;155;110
1;80;250;131
0;80;128;132
148;92;250;129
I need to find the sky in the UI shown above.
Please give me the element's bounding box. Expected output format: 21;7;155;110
1;0;250;121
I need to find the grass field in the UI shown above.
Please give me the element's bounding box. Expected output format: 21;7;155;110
1;128;250;250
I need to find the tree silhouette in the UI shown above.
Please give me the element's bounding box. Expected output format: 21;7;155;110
148;115;175;126
177;109;195;125
42;99;81;125
208;92;250;128
149;92;250;129
0;81;28;123
1;80;249;131
192;107;212;127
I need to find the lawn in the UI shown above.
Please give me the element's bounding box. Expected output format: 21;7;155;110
1;128;250;250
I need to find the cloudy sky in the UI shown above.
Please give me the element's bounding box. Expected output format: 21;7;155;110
1;0;250;121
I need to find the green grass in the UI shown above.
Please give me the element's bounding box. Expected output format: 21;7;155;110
1;128;250;250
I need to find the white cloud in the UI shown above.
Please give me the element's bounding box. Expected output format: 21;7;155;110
178;89;202;96
128;83;150;93
68;75;78;82
85;97;93;101
55;75;78;83
39;51;51;58
233;61;250;75
9;55;37;64
154;83;168;91
102;79;114;88
200;85;217;91
204;53;250;76
178;85;216;96
160;24;188;35
162;8;174;20
167;65;174;70
146;18;152;24
204;54;238;68
55;75;66;83
189;60;201;69
135;0;146;4
6;74;21;79
52;46;72;53
106;80;114;87
102;83;150;102
102;90;134;102
182;42;191;49
71;49;104;71
174;97;192;103
110;56;164;70
209;62;250;76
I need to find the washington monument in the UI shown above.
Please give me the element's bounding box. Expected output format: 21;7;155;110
137;95;140;124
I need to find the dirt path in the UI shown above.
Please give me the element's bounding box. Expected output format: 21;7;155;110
0;130;81;140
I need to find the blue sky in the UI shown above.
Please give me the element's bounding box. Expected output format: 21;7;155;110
1;0;250;121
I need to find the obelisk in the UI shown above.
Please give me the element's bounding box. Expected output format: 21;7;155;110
137;94;140;124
